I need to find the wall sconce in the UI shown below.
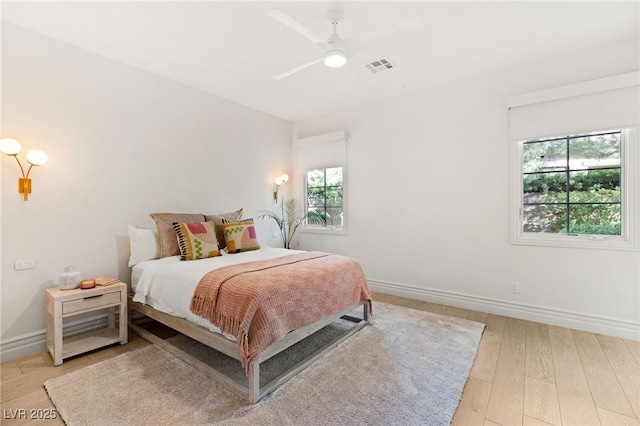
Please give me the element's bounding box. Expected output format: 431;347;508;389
0;138;48;201
273;173;289;203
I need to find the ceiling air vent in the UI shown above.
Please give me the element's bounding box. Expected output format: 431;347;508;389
365;58;395;74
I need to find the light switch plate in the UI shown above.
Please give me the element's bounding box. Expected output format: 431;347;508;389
14;259;36;270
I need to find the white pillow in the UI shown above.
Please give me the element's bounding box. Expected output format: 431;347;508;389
128;225;160;266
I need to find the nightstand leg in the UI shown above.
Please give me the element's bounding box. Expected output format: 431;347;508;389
53;303;63;366
119;289;128;344
46;312;53;359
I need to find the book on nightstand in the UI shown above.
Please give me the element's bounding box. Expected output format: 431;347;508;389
95;277;120;286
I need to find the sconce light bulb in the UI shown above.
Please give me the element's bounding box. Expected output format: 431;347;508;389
274;177;283;186
26;149;48;166
0;138;22;155
281;173;289;183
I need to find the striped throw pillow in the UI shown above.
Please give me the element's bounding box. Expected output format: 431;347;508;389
172;221;221;261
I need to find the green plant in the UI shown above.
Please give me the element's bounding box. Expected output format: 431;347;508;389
523;169;621;194
258;199;327;249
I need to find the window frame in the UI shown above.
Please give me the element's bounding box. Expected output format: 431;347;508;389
511;127;639;251
301;166;347;235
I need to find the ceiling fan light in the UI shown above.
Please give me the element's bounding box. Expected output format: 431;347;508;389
324;50;346;68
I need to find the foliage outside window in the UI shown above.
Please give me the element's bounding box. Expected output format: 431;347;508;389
522;130;621;236
304;167;344;230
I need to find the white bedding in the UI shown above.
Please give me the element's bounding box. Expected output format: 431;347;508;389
131;247;303;336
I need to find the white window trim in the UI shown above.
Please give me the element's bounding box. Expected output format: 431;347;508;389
510;127;639;251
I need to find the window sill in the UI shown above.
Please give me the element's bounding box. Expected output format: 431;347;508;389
301;226;346;236
512;232;639;251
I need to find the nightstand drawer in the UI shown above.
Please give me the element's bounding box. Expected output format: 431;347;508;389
62;291;121;314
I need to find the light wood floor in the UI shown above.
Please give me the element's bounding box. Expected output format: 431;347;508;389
1;292;638;425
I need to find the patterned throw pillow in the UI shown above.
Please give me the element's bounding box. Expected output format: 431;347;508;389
172;221;221;261
222;219;260;253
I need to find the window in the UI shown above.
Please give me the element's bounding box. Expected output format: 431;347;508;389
522;130;621;235
512;128;638;250
304;167;344;230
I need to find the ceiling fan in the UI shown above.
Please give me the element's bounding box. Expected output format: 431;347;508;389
269;8;419;80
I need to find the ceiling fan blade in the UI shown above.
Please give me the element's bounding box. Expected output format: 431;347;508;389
273;57;324;80
268;9;331;50
347;18;422;44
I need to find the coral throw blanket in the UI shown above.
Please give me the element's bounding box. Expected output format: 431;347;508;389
190;251;372;374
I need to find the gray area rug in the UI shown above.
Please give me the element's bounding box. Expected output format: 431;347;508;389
44;302;484;425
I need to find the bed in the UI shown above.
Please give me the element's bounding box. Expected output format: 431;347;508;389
128;246;372;403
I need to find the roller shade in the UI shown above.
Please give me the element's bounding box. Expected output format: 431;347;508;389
294;131;347;170
509;72;640;141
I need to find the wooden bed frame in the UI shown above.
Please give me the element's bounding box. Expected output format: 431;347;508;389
128;295;371;403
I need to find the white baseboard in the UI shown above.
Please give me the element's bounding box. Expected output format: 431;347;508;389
1;314;110;363
368;279;640;341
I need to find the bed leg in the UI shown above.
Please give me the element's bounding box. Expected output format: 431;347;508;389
249;361;260;403
363;300;370;323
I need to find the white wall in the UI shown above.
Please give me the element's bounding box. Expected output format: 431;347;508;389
0;24;292;360
294;39;640;339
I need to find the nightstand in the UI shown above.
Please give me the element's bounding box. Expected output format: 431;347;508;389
46;282;128;366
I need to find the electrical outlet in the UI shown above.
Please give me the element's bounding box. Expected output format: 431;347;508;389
510;282;519;294
14;259;36;270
